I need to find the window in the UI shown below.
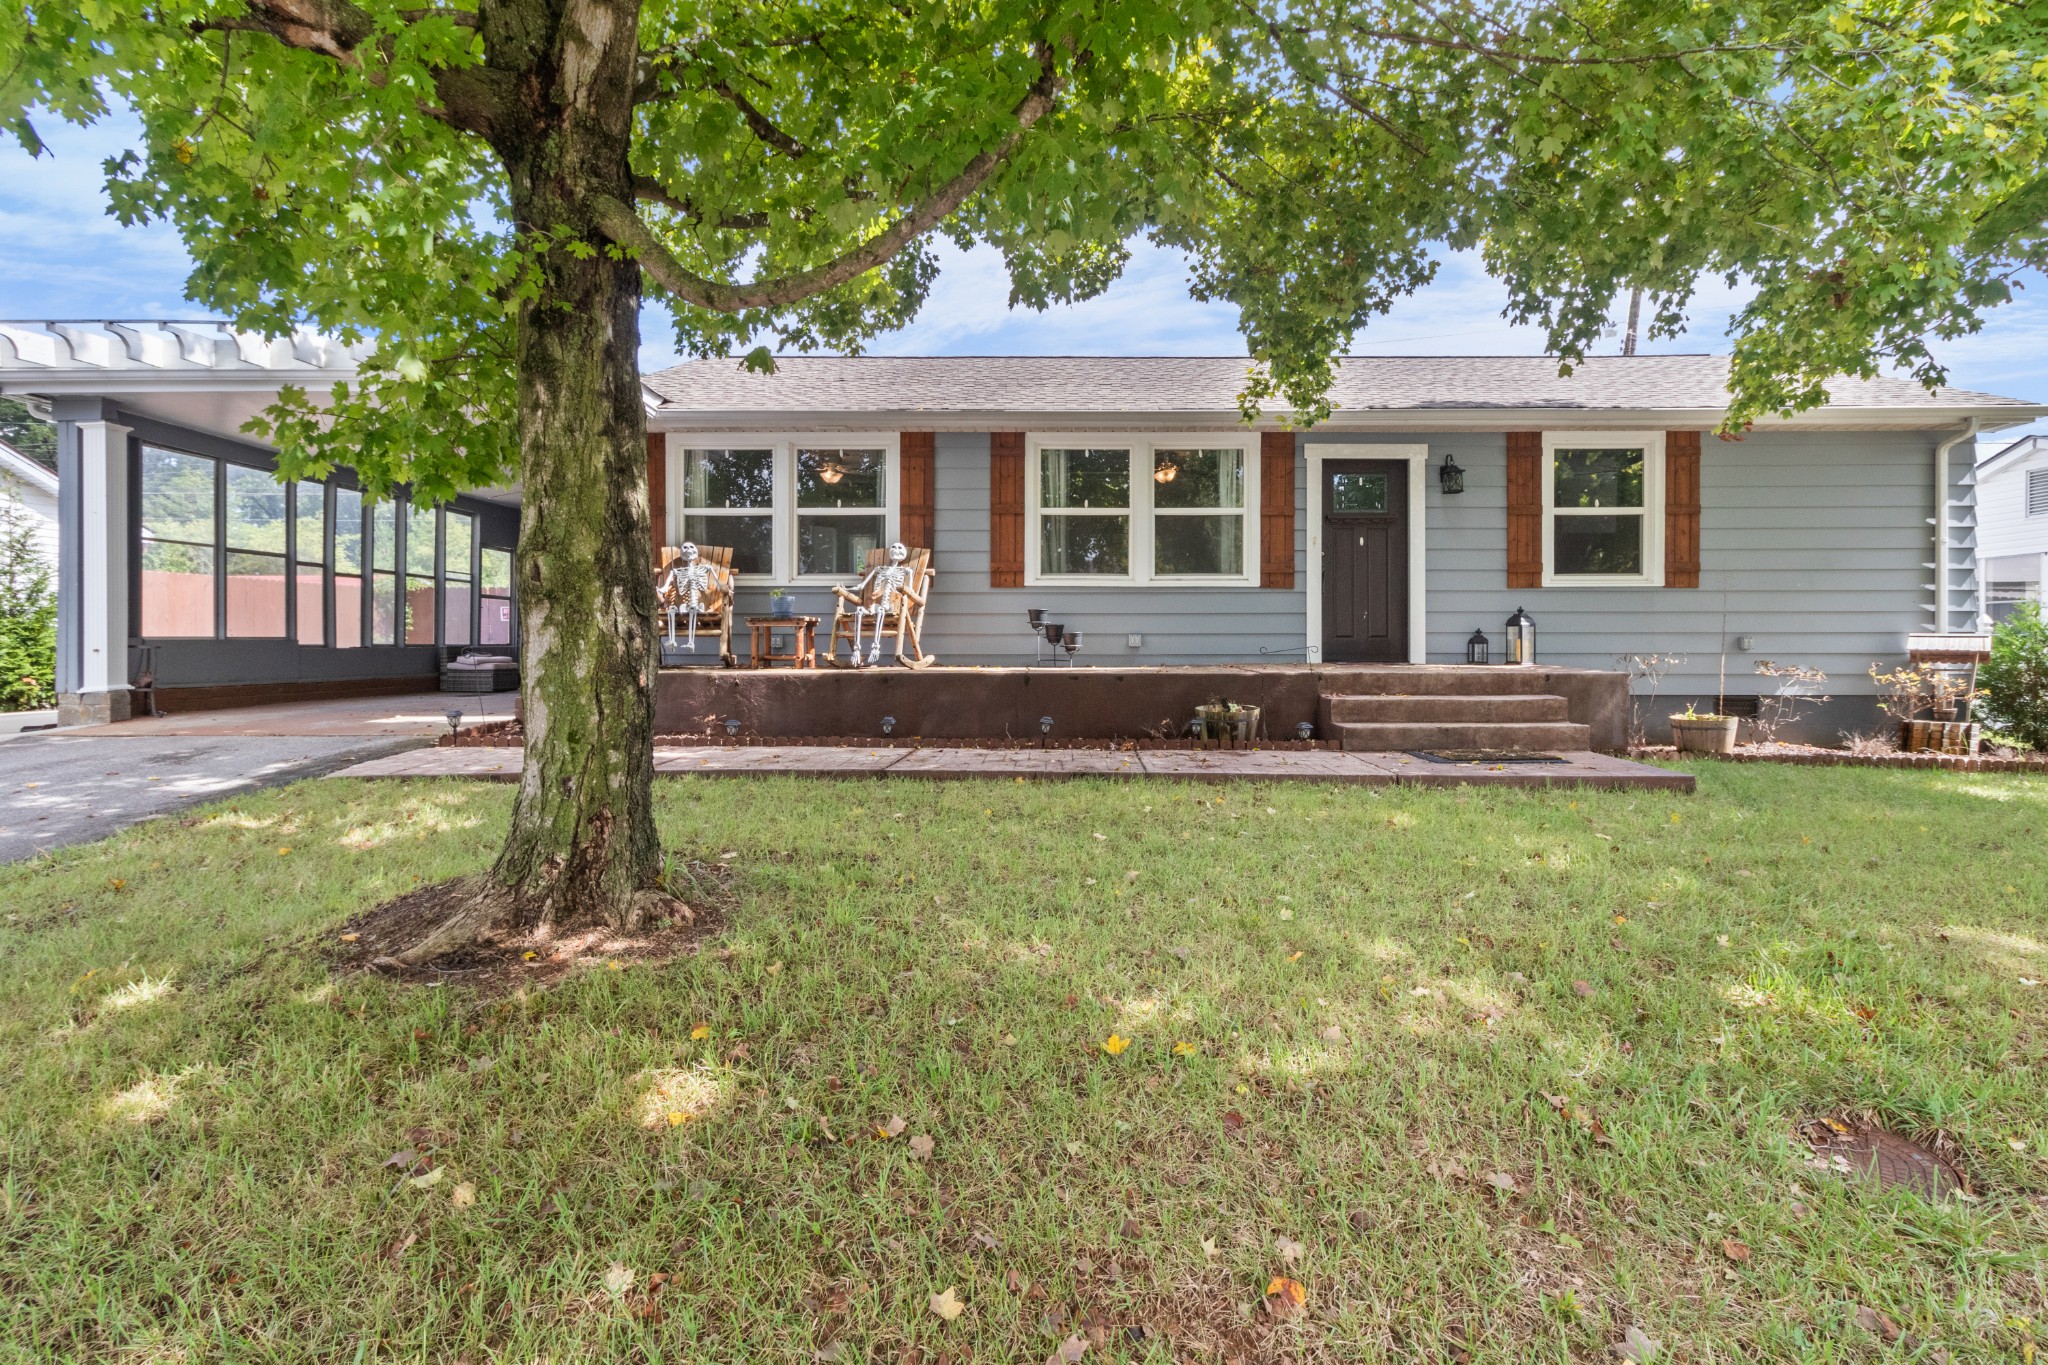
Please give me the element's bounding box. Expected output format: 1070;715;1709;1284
1542;431;1665;586
796;446;886;575
138;446;217;638
443;511;473;647
679;447;774;576
2029;468;2048;518
294;482;326;646
1025;434;1259;585
481;545;514;645
370;501;398;644
405;503;437;645
666;435;900;581
1152;447;1245;576
333;487;364;648
223;464;289;637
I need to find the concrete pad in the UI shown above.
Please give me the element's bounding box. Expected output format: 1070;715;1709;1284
887;747;1143;779
653;745;908;774
1359;750;1694;792
87;691;515;739
332;747;522;780
1137;749;1391;783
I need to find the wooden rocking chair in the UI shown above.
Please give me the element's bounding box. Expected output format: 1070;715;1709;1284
824;546;937;669
655;543;738;667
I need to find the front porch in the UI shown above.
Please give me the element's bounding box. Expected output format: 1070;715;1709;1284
653;662;1630;752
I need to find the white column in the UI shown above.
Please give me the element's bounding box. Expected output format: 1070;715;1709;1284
76;420;132;699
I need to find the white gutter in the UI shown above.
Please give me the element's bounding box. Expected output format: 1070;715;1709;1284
1934;417;1979;632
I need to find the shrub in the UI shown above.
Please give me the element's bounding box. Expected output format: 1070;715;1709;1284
0;482;54;712
1979;601;2048;750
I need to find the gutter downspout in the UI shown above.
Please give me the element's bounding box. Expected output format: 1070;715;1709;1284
1934;418;1978;633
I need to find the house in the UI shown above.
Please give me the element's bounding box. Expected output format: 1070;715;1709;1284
0;434;59;575
5;321;2043;741
1976;433;2048;623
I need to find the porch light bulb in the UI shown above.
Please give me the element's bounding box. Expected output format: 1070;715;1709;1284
1153;459;1178;484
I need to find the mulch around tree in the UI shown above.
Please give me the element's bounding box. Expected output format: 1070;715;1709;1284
326;857;732;992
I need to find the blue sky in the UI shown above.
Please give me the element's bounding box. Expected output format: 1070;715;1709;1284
6;108;2045;451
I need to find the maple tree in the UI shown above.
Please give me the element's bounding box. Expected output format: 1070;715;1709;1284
3;0;2042;950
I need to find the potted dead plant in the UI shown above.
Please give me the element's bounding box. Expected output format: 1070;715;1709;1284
1195;698;1261;746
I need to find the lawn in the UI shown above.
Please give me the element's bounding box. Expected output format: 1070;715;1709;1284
3;765;2046;1363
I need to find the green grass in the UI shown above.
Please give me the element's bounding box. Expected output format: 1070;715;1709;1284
4;765;2047;1363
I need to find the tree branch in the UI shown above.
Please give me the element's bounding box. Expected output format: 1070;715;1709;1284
633;175;771;230
707;78;808;158
595;50;1062;311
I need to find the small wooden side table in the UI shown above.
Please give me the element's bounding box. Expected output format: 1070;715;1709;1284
746;615;820;669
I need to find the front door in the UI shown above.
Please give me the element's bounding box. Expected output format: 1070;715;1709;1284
1321;459;1409;662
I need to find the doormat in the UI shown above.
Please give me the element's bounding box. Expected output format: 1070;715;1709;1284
1406;749;1569;765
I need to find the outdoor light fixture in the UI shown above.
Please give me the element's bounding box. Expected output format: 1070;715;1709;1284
723;716;741;737
445;707;463;738
881;715;897;736
1505;607;1536;666
1039;715;1054;735
1466;628;1490;665
1295;720;1315;742
1438;451;1466;495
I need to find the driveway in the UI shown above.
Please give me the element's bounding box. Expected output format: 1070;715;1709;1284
0;733;425;862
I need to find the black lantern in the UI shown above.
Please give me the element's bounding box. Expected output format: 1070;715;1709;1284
1505;607;1535;666
1438;451;1465;495
1465;629;1490;665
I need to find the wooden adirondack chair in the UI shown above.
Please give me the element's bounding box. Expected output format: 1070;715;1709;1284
824;545;937;668
655;544;738;667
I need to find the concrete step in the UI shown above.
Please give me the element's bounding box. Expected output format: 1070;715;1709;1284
1333;720;1593;752
1322;692;1571;725
1315;666;1568;696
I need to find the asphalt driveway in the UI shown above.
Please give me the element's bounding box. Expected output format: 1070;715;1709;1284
0;733;424;863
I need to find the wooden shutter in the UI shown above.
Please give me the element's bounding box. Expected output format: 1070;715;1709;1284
989;431;1025;588
1664;430;1701;588
899;431;936;549
646;431;667;562
1259;431;1296;588
1506;430;1543;588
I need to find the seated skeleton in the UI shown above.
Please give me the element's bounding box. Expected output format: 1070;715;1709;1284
830;541;926;665
656;542;732;651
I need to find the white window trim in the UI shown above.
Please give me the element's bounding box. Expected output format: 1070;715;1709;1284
1541;429;1666;588
1023;431;1260;587
663;432;900;586
1302;443;1427;666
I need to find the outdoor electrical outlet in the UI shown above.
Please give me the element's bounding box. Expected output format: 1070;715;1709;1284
1127;633;1143;648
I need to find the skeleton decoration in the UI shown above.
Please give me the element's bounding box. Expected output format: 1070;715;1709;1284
657;542;728;650
836;542;923;665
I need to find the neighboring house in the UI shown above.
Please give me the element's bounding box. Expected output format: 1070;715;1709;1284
4;321;2043;739
0;434;59;574
1976;433;2048;623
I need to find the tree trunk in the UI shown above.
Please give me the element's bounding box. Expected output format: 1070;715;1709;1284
486;0;659;934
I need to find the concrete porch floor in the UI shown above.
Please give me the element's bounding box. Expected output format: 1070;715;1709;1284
79;691;517;738
329;743;1694;792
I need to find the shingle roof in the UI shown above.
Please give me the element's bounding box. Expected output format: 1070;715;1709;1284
644;354;2037;423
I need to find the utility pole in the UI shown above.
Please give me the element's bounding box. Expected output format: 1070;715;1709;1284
1622;287;1643;356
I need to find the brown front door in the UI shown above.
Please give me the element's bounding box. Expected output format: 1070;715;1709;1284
1321;459;1409;663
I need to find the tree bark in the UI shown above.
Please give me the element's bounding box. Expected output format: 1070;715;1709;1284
481;0;659;935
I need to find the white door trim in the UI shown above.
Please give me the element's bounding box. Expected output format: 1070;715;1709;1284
1304;443;1429;665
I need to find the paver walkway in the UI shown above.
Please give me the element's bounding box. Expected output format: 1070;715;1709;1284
329;744;1694;792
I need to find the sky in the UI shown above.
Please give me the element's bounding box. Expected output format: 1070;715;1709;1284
6;109;2046;453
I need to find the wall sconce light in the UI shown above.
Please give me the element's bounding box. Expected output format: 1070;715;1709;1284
881;715;896;736
1466;628;1490;665
1438;451;1465;495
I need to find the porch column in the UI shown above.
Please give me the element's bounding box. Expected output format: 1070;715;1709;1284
59;418;133;725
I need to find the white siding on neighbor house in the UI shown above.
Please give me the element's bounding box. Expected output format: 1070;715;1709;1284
1304;427;1957;698
1975;439;2048;597
0;455;58;575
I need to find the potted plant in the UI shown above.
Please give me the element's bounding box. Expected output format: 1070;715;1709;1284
769;589;795;619
1669;703;1738;755
1195;698;1261;745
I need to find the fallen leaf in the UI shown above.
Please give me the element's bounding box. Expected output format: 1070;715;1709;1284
1120;1217;1141;1238
1348;1209;1370;1233
1275;1234;1304;1264
908;1134;935;1160
450;1181;477;1208
408;1168;445;1190
928;1286;965;1322
876;1114;907;1139
1616;1325;1661;1362
1201;1237;1219;1258
1485;1171;1518;1194
338;933;359;943
1572;979;1595;998
1222;1110;1246;1133
381;1148;420;1170
1265;1277;1307;1317
1006;1267;1026;1293
690;1023;711;1039
1101;1034;1131;1056
1852;1305;1902;1343
603;1262;635;1298
1172;1040;1198;1056
1318;1026;1343;1042
1287;951;1304;963
1720;1237;1751;1264
1046;1333;1088;1365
